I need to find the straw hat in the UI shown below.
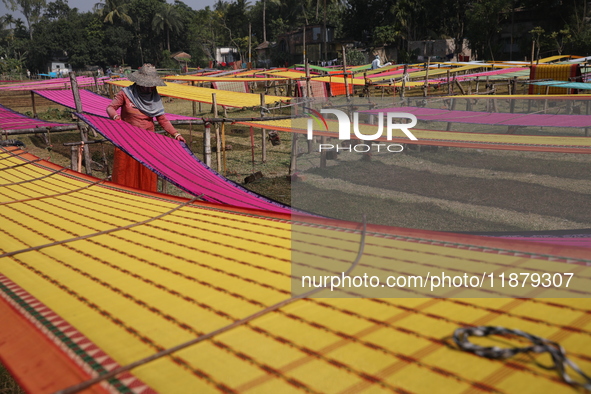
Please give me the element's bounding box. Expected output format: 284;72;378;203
128;64;166;87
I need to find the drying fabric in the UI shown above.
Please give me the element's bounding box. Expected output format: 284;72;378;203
0;76;109;91
0;103;72;130
33;89;197;121
529;64;581;94
238;118;591;154
297;80;327;98
1;148;590;393
166;75;286;82
107;80;288;108
529;80;591;90
78;113;292;213
363;106;591;128
211;80;250;93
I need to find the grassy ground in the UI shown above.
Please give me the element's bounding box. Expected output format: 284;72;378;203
0;363;24;394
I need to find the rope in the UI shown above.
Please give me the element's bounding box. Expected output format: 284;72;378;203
53;214;368;394
454;326;591;390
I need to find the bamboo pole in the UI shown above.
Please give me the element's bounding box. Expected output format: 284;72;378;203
69;72;93;175
260;93;267;162
191;81;197;116
212;93;221;172
305;60;311;98
221;122;227;175
400;64;407;98
250;126;255;171
454;78;466;95
446;99;456;131
1;126;78;135
423;57;430;97
289;133;298;175
30;91;37;118
203;123;211;167
342;46;349;99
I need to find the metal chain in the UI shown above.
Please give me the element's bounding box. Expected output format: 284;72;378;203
454;326;591;390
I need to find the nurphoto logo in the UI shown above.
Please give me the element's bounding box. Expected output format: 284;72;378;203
305;108;418;153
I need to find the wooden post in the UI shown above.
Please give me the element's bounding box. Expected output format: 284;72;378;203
70;73;83;113
93;76;99;93
221;121;227;175
261;128;267;163
250;126;255;170
305;60;311;98
70;146;78;172
475;77;480;93
446;70;451;96
69;73;93;175
212;93;221;172
446;99;456;131
198;83;202;112
341;46;349;99
454;78;466;95
260;93;267;162
289;133;298;175
191;81;197;116
30;91;37;118
423;57;430;97
203;123;212;167
302;25;306;65
400;64;407;98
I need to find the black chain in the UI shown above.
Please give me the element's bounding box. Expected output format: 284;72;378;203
454;326;591;390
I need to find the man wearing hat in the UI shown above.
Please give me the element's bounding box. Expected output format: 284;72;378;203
107;64;186;192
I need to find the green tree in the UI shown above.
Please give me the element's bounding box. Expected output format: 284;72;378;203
1;0;46;39
152;2;183;51
93;0;132;24
465;0;512;60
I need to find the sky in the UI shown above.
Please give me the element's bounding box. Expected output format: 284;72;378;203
0;0;219;23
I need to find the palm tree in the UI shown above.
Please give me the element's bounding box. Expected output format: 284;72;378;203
262;0;280;42
93;0;132;24
152;3;183;52
2;14;15;30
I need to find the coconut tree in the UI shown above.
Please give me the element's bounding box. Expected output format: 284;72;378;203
152;3;183;52
93;0;132;25
262;0;280;42
1;0;46;39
